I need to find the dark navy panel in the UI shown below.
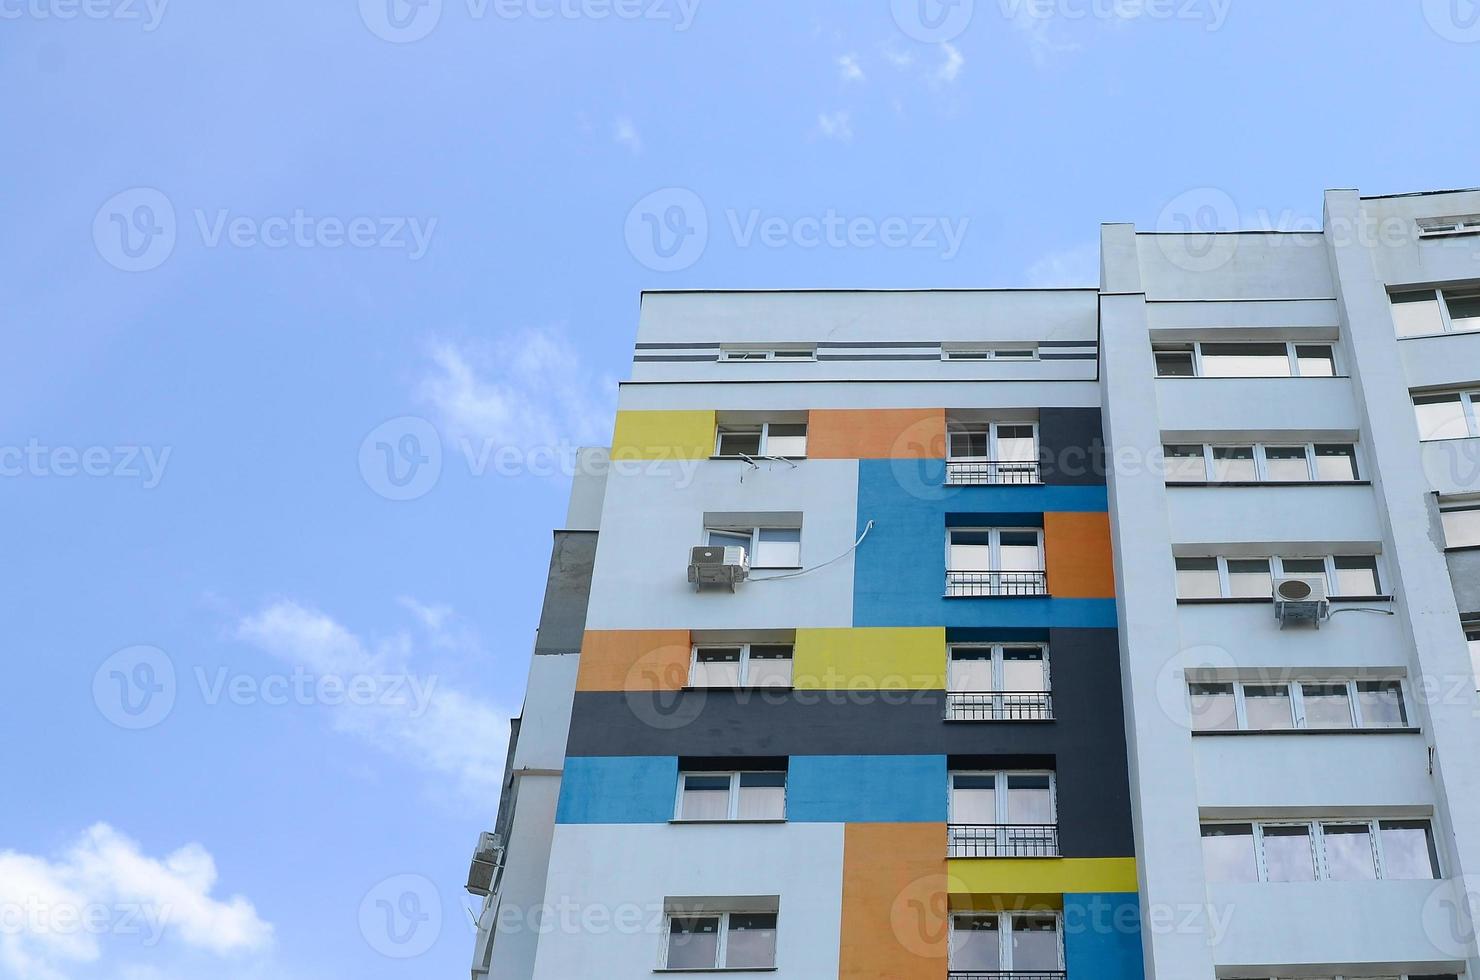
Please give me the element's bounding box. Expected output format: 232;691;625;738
1039;408;1107;486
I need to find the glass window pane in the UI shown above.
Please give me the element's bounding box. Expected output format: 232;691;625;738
1295;345;1336;377
1414;394;1470;442
1334;556;1380;596
1442;507;1480;549
998;533;1041;572
1005;774;1054;824
1201;824;1259;882
1010;915;1060;972
1392;291;1445;337
706;528;751;551
950;774;997;823
949;428;991;459
1280;558;1328;579
680;775;732;820
1212;446;1258;482
667;916;721;969
1264;446;1311;482
1262;825;1316;882
1446;291;1480;332
948;647;996;692
1001;648;1048;693
950;915;1001;971
715;428;763;457
746;645;793;688
1300;683;1354;729
1380;821;1440;879
1314;445;1359;481
1155;350;1196;377
1243;685;1295;730
1227;559;1273;598
1176;558;1222;599
737;773;786;820
1200;342;1292;378
764;424;808;457
996;425;1038;462
1323;823;1377;881
1189;683;1238;731
754;527;801;568
1357;681;1408;728
1469;629;1480;691
725;913;778;969
1163;444;1208;483
692;648;742;687
949;530;992;570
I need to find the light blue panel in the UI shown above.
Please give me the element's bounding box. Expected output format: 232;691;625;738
556;756;677;824
1064;893;1145;980
788;755;947;822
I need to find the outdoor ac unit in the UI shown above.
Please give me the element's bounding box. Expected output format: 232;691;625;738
1273;577;1329;629
687;545;749;590
466;831;503;897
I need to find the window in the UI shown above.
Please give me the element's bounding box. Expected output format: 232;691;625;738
946;421;1040;484
1414;390;1480;441
715;422;808;459
950;913;1062;973
689;643;794;688
719;346;814;362
1154;341;1339;378
1187;678;1408;732
1201;819;1439;883
706;525;801;569
946;528;1046;596
663;910;778;970
942;345;1038;361
1161;443;1361;483
1392;288;1480;337
946;644;1051;721
948;771;1057;857
1418;213;1480;237
1174;555;1384;599
676;771;786;821
1440;500;1480;549
1467;626;1480;692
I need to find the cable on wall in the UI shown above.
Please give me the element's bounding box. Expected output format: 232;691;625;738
750;520;875;582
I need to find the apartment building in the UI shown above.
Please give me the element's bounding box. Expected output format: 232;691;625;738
471;187;1480;980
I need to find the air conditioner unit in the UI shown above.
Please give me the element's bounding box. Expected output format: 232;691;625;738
687;545;749;590
466;831;503;897
1273;577;1329;629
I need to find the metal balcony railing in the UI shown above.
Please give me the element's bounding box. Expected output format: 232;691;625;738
944;692;1054;722
946;460;1043;486
945;571;1049;597
947;824;1060;858
948;972;1067;980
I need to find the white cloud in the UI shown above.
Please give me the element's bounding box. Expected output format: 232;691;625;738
837;52;865;83
0;824;271;980
417;327;617;453
934;42;965;83
235;600;509;799
880;43;915;70
1004;6;1083;65
1026;242;1101;287
815;110;853;142
613;115;642;155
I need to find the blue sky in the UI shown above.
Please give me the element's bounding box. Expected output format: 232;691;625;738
2;1;1477;976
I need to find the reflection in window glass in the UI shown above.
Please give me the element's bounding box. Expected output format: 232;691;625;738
1189;683;1237;731
1201;824;1258;883
1392;290;1445;337
949;428;991;460
666;917;720;969
1155;349;1195;377
1322;823;1377;881
1380;821;1440;879
1263;446;1311;481
1300;683;1354;729
1227;559;1273;598
1212;446;1258;482
1313;445;1359;481
1448;291;1480;332
1175;558;1221;599
1243;685;1294;730
1357;681;1408;728
1262;825;1316;882
1414;393;1470;442
725;914;778;969
716;427;763;457
1010;915;1060;972
1163;444;1207;483
1334;556;1381;596
950;916;1000;971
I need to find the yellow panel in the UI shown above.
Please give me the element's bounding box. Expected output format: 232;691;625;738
947;858;1138;895
793;628;947;690
610;410;716;460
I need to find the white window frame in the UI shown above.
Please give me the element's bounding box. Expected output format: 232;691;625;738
942;345;1040;362
948;911;1065;973
714;422;809;459
674;770;787;822
1188;678;1409;731
1414;389;1480;441
1163;442;1362;483
705;525;802;570
947;643;1051;693
1466;625;1480;693
1391;286;1480;336
948;770;1058;825
718;347;815;362
688;642;794;688
1175;555;1385;599
1152;341;1339;378
660;909;779;970
1202;818;1440;883
947;421;1040;462
946;528;1045;572
1440;499;1480;550
1417;214;1480;237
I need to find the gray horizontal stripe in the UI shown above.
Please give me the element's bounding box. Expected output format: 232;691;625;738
1040;352;1100;360
815;341;944;349
633;355;727;362
816;353;947;361
1038;340;1100;348
635;342;723;350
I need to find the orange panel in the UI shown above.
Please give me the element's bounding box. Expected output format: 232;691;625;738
1044;512;1117;599
839;823;950;980
808;409;946;460
574;630;690;692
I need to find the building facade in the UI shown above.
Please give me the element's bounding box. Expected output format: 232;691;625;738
473;187;1480;980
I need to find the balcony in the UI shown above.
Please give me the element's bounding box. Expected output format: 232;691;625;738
945;571;1048;598
945;460;1042;486
949;971;1066;980
947;824;1059;858
944;692;1054;722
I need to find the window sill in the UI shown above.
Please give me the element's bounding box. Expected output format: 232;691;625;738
1443;544;1480;554
668;819;788;825
1176;595;1393;605
943;594;1054;600
1398;326;1480;340
1156;375;1352;380
681;686;795;693
655;969;778;974
1166;481;1371;488
1192;727;1421;737
1419;435;1480;444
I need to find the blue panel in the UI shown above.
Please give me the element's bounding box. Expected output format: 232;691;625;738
854;460;1116;628
556;756;677;824
788;755;947;822
1064;893;1145;980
